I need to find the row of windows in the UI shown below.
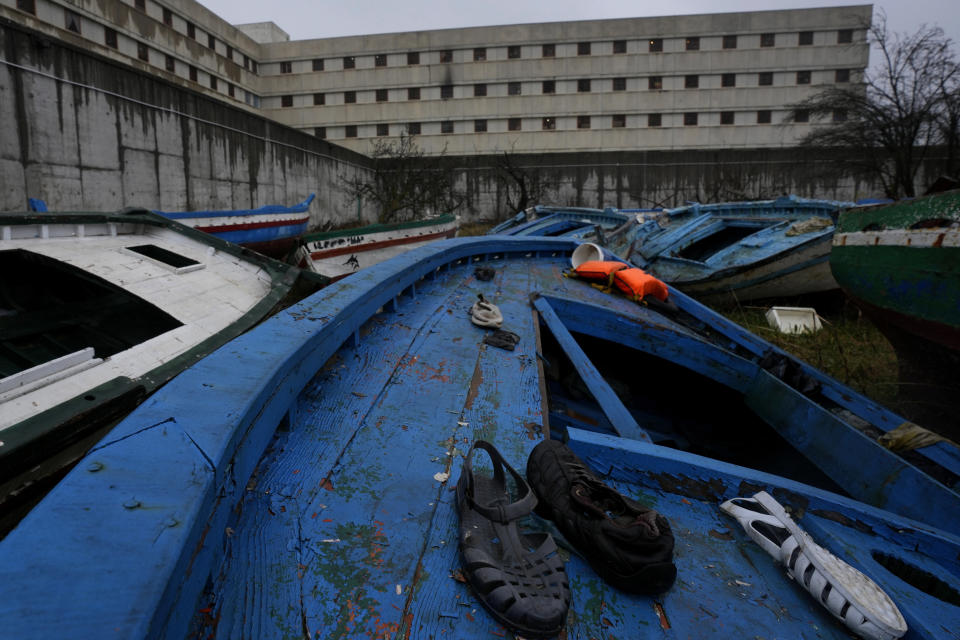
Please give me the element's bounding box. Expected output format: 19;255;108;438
273;29;856;74
274;70;852;107
46;3;263;107
16;0;262;74
316;109;845;139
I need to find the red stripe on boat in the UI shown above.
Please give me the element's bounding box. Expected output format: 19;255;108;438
194;217;309;233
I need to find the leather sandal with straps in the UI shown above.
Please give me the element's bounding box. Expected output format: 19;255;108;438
526;438;677;595
456;440;570;638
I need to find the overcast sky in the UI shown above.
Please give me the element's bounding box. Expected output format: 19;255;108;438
198;1;960;53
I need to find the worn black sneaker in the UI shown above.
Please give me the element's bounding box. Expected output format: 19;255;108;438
526;438;677;594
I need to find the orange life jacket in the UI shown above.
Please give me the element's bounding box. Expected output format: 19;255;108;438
574;260;628;287
613;267;669;302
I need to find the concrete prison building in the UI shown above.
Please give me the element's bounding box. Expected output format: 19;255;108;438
3;0;871;156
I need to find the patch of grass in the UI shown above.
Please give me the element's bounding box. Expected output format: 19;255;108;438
456;221;495;237
722;303;899;408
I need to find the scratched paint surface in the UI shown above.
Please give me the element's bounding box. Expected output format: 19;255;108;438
190;256;937;639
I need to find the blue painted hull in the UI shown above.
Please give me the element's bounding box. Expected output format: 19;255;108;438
155;194;315;258
0;237;956;639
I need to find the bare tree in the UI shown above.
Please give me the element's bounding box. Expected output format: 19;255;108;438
493;146;556;215
348;133;464;223
787;11;959;197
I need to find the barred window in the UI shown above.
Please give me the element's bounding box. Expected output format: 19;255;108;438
441;121;454;134
542;43;555;57
281;95;293;107
313;58;324;71
648;113;662;127
345;125;357;138
508;82;521;96
508;118;522;131
343;56;355;69
760;33;775;47
723;35;737;49
613;40;626;54
376;124;389;136
474;119;487;132
578;42;591;55
408;52;420;65
375;54;387;67
473;48;486;61
474;84;487;97
577;115;591;129
344;91;356;103
407;87;420;100
65;9;81;33
612;114;626;128
543;80;556;94
720;111;734;125
684;112;698;126
508;45;521;59
612;77;626;91
280;61;292;74
376;89;388;102
758;72;773;86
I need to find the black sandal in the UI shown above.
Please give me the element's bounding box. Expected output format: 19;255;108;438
526;438;677;594
456;441;570;638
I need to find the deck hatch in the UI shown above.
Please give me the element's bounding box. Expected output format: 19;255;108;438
124;244;203;272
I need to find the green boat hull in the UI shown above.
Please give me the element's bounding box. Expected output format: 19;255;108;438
831;190;960;434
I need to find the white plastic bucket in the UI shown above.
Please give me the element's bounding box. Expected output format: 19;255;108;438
571;242;604;269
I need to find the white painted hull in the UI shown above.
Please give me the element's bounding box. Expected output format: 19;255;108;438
299;218;458;280
0;221;274;432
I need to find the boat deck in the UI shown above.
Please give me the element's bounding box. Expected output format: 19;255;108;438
192;255;953;639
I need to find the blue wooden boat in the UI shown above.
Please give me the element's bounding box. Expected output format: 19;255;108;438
155;194;315;259
607;195;856;304
1;237;958;639
497;197;854;304
489;204;631;239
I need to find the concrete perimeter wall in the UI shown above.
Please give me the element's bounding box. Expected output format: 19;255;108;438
447;148;900;221
0;18;370;228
